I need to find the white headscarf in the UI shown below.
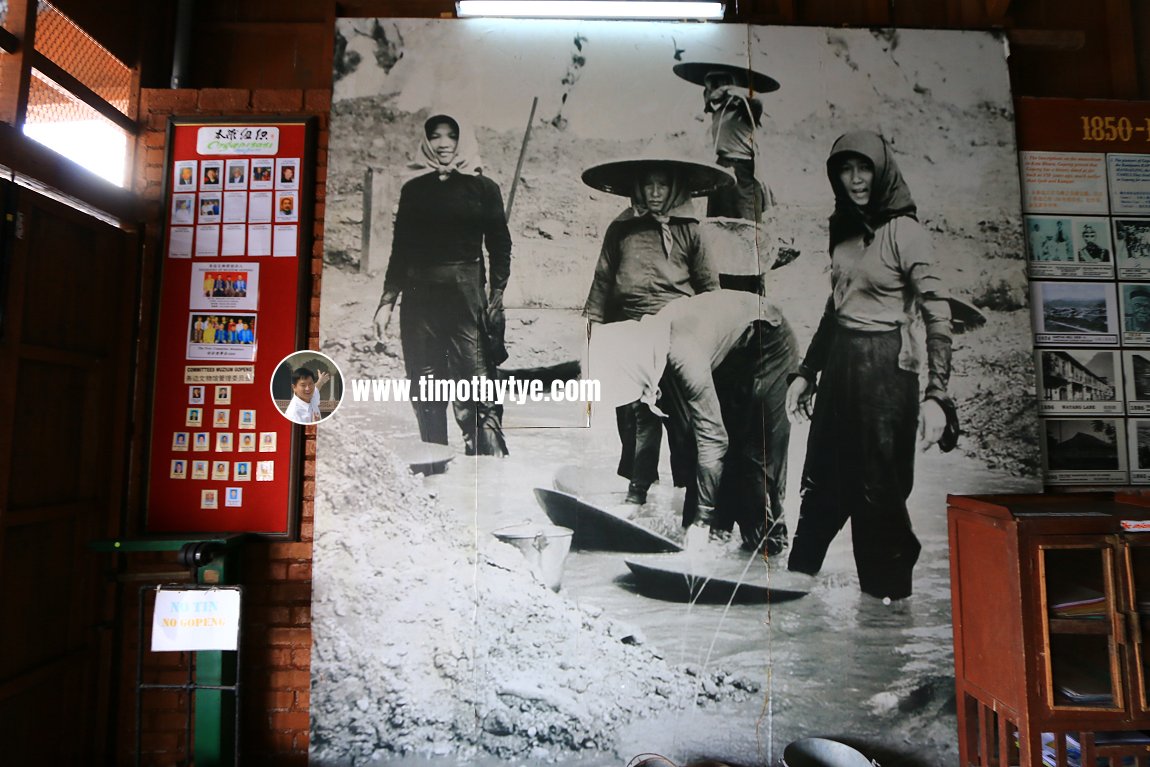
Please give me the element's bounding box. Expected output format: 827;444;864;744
409;111;484;179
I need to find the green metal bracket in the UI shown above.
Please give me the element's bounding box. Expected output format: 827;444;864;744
91;534;248;767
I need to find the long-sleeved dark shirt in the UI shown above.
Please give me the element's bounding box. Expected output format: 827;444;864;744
583;210;718;323
384;171;512;296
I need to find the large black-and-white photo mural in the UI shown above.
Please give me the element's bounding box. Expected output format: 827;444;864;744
312;18;1041;766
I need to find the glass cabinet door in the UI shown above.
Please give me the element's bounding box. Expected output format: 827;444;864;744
1121;539;1150;715
1038;541;1124;713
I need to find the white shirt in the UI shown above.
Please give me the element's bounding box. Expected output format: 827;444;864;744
284;388;320;424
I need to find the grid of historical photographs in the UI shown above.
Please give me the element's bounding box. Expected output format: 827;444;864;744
168;156;301;259
171;382;278;509
1024;149;1150;483
163;141;299;510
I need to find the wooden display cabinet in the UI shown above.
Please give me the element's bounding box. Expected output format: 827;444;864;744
948;493;1150;767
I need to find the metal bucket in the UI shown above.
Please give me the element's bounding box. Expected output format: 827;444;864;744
492;524;574;592
782;738;878;767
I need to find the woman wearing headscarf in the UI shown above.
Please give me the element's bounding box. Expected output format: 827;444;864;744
784;130;953;600
373;112;511;456
583;158;729;504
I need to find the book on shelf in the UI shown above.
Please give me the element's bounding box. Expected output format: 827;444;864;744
1050;585;1107;618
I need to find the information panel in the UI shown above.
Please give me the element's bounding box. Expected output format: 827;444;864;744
146;117;315;534
1019;98;1150;485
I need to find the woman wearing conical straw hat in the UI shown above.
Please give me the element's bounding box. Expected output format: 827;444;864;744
582;155;730;507
673;62;780;222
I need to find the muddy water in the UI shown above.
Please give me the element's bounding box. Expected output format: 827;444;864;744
336;396;1037;767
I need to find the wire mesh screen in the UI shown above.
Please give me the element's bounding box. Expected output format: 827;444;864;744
19;1;132;185
33;0;131;117
25;67;128;185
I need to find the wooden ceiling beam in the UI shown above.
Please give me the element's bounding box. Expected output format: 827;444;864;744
1104;0;1139;98
986;0;1011;20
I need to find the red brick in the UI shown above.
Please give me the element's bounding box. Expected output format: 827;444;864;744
271;541;311;560
271;581;312;602
269;669;310;690
304;89;332;110
147;112;173;131
198;88;251;111
290;604;311;626
262;561;289;580
141;89;199;113
145;147;166;166
144;131;168;149
267;647;293;667
265;690;296;710
287;562;312;581
252;88;305;112
273;710;311;730
267;627;310;646
291;645;312;667
313;165;328;184
264;606;292;624
295;689;310;710
268;728;296;752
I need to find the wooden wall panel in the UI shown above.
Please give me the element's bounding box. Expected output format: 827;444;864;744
61;0;1150;99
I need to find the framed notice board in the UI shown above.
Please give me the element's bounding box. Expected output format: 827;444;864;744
145;117;316;536
1017;98;1150;487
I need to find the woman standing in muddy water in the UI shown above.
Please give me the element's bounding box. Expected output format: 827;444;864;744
784;130;954;601
582;157;728;505
373;112;510;456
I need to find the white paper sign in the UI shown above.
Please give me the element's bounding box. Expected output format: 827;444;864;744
151;588;241;651
196;126;280;156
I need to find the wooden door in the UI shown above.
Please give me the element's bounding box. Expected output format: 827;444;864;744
0;179;139;764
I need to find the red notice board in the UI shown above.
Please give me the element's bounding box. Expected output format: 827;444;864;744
146;117;316;536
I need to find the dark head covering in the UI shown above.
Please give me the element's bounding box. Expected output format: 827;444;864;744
826;130;917;248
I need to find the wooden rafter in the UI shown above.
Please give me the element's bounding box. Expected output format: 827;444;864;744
986;0;1012;19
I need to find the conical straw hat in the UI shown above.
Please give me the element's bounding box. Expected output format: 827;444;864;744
581;156;735;198
672;61;780;94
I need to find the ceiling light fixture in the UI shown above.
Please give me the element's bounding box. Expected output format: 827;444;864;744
455;1;726;20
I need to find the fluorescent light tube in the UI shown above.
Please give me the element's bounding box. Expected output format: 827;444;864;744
456;1;726;20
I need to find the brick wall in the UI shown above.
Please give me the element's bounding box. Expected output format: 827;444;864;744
126;86;330;766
